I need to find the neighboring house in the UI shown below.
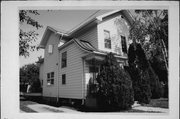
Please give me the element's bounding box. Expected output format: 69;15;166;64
39;10;134;107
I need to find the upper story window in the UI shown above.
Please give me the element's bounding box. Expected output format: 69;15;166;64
121;36;127;54
47;72;54;85
48;45;53;54
104;30;111;49
61;51;67;68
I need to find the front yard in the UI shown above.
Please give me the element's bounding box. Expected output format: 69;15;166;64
20;96;168;113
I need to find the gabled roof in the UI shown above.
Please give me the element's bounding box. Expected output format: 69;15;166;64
39;26;70;48
39;10;134;48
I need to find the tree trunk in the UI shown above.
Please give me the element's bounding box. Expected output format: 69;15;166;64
161;39;168;71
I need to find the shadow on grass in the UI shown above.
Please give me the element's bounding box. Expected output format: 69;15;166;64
141;98;168;108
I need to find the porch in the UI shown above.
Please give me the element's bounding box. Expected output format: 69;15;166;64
82;52;128;107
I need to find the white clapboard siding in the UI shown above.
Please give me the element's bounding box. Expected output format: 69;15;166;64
77;26;98;49
59;43;88;99
42;32;59;97
97;14;130;55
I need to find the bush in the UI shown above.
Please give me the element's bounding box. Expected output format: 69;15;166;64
31;80;42;93
127;66;152;104
163;82;168;98
95;53;134;110
148;67;162;99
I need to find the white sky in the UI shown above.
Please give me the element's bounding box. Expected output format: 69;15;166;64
19;10;112;67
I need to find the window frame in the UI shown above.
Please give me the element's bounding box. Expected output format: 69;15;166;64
61;51;67;68
121;35;127;54
104;30;111;49
62;74;66;85
48;44;53;54
47;72;54;85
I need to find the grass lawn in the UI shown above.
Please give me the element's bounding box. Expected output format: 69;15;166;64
141;98;168;108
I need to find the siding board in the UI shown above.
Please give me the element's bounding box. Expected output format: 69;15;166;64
59;43;88;99
43;32;59;98
77;26;98;49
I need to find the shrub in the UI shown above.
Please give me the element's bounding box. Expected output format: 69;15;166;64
20;63;41;93
95;53;134;110
148;67;162;99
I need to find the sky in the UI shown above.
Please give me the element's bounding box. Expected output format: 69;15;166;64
20;10;112;67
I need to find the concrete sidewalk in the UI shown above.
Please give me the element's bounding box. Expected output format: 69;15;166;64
130;101;169;113
132;106;169;113
27;104;81;113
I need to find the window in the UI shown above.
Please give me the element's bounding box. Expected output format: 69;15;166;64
104;30;111;49
121;36;127;53
48;45;53;54
47;72;54;85
61;51;67;68
89;66;99;73
62;74;66;85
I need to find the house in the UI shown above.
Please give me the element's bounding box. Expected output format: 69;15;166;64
39;10;134;107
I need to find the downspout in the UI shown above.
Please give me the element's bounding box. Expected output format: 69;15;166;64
81;57;85;105
57;33;64;103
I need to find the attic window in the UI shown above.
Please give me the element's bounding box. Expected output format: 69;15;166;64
104;30;111;49
48;45;53;54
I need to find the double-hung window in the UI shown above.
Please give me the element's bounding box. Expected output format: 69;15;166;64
61;51;67;68
47;72;54;85
104;30;111;49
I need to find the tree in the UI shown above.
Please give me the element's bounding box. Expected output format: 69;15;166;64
19;10;42;57
20;63;41;93
129;10;168;98
127;43;152;103
129;10;168;71
95;53;134;110
127;43;163;101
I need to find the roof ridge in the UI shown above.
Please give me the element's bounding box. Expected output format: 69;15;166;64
48;26;69;34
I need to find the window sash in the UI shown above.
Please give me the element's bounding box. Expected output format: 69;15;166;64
48;45;53;54
104;30;111;49
61;52;67;68
62;74;66;85
121;36;127;53
47;72;54;85
105;39;111;49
